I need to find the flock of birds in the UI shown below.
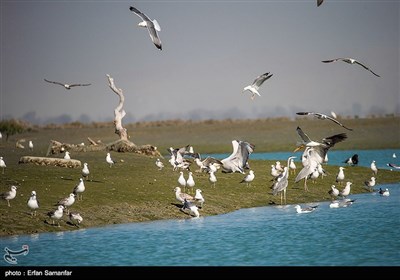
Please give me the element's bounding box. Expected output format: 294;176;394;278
0;150;124;227
0;1;396;227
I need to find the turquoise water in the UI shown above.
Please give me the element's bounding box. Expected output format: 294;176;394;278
1;183;399;266
0;149;399;267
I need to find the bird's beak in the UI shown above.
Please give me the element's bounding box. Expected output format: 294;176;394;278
293;145;304;153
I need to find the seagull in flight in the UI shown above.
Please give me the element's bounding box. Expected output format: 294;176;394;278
242;72;273;100
44;79;91;90
221;140;255;174
296;112;353;131
129;5;162;50
321;57;380;77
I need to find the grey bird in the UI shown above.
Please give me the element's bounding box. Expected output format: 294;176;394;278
243;72;273;100
129;5;162;50
44;79;91;90
296;111;353;131
322;57;380;77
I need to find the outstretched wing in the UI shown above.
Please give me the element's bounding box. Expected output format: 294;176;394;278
354;60;380;77
129;6;151;22
44;79;64;86
252;72;273;88
69;83;91;88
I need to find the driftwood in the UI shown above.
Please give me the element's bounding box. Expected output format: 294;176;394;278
19;156;81;168
107;74;133;143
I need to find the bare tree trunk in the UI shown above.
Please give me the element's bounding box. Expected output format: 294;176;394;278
106;74;131;142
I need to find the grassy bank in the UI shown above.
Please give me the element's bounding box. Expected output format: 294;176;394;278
0;116;399;236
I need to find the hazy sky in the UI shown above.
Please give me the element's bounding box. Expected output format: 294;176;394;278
1;0;399;124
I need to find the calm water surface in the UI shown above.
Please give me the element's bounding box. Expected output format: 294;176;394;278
1;150;399;266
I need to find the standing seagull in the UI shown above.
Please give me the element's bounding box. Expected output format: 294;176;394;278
242;72;273;100
106;153;115;168
370;160;378;176
44;79;91;89
27;191;40;216
296;112;353;131
28;140;34;151
82;163;90;180
155;158;164;170
322;57;380;77
73;178;85;201
0;156;6;174
1;185;17;207
129;5;162;50
64;151;71;160
240;170;255;187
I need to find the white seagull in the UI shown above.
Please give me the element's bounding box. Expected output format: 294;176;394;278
240;170;255;187
339;181;352;198
221;140;255;174
129;5;162;50
370;160;378;175
44;78;91;89
364;177;376;192
294;204;318;214
47;205;64;227
194;189;205;208
56;193;75;214
243;72;273;100
0;156;6;174
27;191;40;216
208;171;217;187
182;198;200;218
69;212;83;227
106;152;115;167
174;186;194;205
28;140;34;151
64;151;71;160
296;111;353;131
82;163;90;180
387;163;400;170
322;57;380;77
155;158;164;170
186;172;196;194
328;185;339;199
73;178;85;201
378;188;390;196
1;185;17;207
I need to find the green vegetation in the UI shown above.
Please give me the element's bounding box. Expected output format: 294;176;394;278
0;116;399;236
0;119;28;141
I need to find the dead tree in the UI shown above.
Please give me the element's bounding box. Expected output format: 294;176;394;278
107;74;132;142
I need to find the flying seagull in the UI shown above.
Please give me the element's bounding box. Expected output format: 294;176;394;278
44;79;91;90
296;112;353;131
221;140;255;174
129;5;162;50
321;57;380;77
242;72;273;100
44;79;91;89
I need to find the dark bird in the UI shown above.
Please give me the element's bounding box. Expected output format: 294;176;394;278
296;111;353;131
343;154;359;166
242;72;273;100
44;79;91;90
322;57;380;77
129;5;162;50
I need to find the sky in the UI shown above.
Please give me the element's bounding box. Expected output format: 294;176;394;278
1;0;399;124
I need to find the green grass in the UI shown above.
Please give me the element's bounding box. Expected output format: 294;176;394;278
0;116;399;236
